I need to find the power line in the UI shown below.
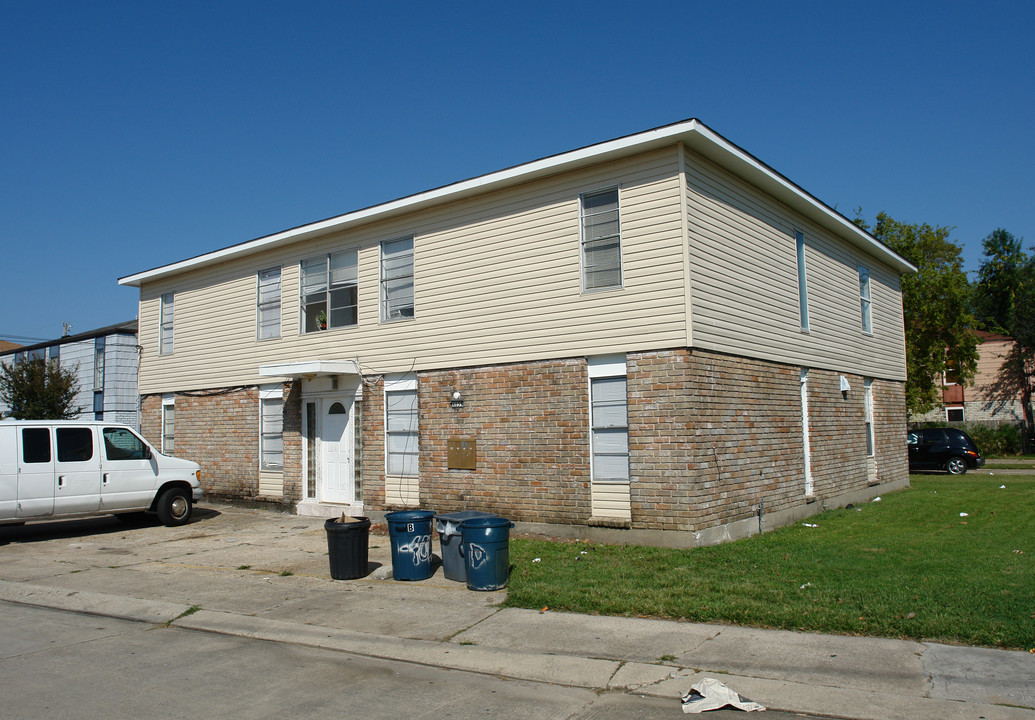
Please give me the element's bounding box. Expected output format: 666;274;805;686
0;333;50;343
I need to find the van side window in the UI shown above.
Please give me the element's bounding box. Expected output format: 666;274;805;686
57;428;94;463
22;428;51;463
103;428;150;461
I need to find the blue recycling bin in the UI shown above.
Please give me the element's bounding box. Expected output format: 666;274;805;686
385;510;436;581
436;511;498;582
459;516;514;591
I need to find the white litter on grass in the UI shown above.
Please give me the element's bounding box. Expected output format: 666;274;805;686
800;582;812;589
1000;485;1006;489
532;558;541;563
802;523;818;528
872;496;882;502
681;678;765;713
960;513;969;517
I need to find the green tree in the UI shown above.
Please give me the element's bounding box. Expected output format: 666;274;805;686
861;212;979;417
0;357;81;419
1006;254;1035;434
973;228;1025;333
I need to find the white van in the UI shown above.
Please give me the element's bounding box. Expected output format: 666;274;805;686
0;420;202;527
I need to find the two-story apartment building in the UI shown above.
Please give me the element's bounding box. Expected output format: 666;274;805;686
119;119;915;546
0;321;139;425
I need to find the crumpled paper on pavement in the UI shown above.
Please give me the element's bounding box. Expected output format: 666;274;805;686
681;677;766;713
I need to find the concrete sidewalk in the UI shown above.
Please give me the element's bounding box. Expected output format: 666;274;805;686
0;502;1031;719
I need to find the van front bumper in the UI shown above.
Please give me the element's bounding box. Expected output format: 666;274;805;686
192;487;204;502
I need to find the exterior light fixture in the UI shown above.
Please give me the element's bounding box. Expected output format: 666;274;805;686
450;390;464;409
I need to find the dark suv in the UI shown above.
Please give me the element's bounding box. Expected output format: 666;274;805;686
907;427;985;475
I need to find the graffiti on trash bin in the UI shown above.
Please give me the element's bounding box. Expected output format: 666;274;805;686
467;543;488;569
399;534;431;566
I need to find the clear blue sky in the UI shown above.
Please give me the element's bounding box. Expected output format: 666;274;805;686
2;0;1032;343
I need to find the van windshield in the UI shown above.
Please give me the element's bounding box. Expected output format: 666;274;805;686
103;428;150;461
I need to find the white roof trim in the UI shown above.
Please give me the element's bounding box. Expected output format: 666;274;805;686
259;360;361;379
119;119;915;287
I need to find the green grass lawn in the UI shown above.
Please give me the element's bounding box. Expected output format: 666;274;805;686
505;474;1034;649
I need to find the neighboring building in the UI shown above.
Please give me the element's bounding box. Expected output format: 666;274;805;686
118;119;915;546
0;341;22;353
915;331;1032;427
0;321;139;426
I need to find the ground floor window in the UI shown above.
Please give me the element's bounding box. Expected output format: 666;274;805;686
946;406;964;423
162;394;175;454
590;375;629;482
260;385;283;471
385;376;418;476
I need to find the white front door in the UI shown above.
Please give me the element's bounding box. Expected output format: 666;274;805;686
320;398;354;504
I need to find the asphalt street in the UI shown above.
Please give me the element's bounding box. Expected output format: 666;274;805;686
1;601;822;720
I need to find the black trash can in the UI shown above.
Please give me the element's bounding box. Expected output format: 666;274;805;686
324;516;371;580
385;510;436;581
436;511;498;582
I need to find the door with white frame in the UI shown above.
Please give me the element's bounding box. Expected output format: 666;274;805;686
320;398;355;504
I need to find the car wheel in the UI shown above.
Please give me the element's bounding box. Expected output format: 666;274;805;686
156;487;192;526
945;456;968;475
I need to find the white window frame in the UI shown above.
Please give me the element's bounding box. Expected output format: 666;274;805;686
384;374;418;477
257;267;282;340
161;393;175;454
859;266;872;334
159;292;174;355
588;355;629;483
864;378;875;458
580;187;623;292
800;368;813;496
796;231;809;332
300;250;358;333
946;406;965;423
380;237;415;322
259;384;284;471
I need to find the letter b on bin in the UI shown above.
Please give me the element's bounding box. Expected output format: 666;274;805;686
459;516;514;591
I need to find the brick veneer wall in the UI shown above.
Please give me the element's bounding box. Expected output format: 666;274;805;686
417;358;591;523
806;370;868;496
141;387;261;500
140;349;909;534
628;349;808;532
874;379;908;481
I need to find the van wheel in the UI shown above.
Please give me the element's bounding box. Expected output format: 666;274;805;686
157;488;192;526
945;456;968;475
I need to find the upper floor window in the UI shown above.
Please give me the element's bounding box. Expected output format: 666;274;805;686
301;250;357;333
381;237;415;321
581;188;622;291
257;267;282;340
859;266;872;333
796;231;809;331
160;293;174;355
94;337;105;390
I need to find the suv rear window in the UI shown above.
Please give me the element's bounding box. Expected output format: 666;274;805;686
945;428;974;448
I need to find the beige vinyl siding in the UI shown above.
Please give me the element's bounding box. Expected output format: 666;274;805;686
591;481;632;519
258;470;283;498
684;147;906;381
137;148;687;393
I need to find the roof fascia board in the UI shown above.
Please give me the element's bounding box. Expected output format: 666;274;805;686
119;119;914;286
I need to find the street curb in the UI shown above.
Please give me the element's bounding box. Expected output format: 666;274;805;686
174;609;623;689
2;579;1032;720
0;579;190;626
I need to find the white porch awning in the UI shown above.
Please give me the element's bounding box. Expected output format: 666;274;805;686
258;360;361;379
